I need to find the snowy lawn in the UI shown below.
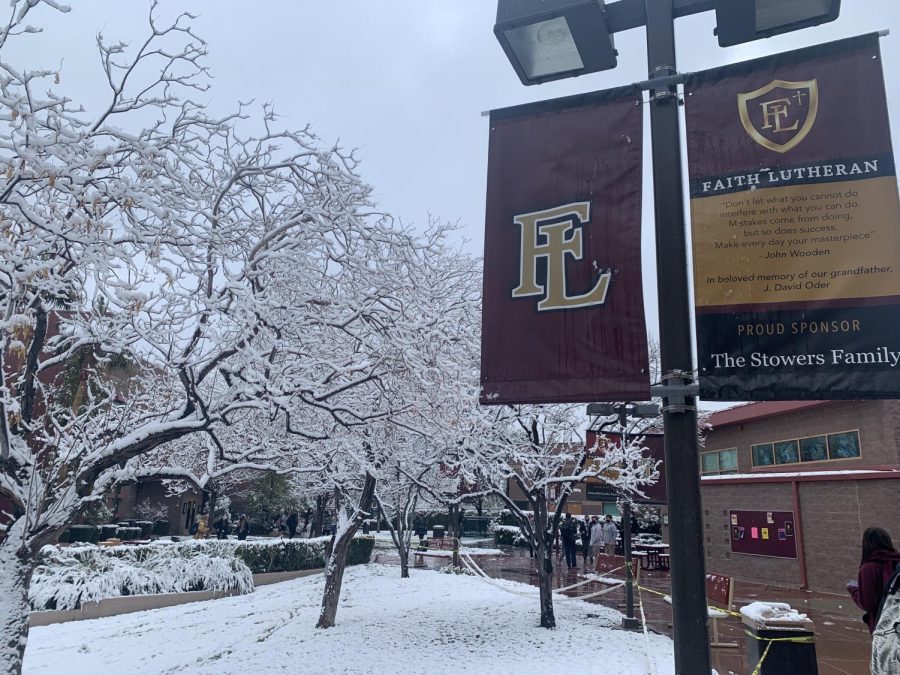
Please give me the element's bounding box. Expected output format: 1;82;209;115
24;563;674;674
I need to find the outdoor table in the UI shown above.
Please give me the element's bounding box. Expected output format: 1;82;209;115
632;550;651;570
641;543;670;570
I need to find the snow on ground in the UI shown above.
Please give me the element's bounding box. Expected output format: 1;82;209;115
24;563;675;675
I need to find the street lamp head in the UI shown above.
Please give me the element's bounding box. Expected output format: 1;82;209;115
586;402;618;417
715;0;841;47
629;403;661;418
494;0;617;86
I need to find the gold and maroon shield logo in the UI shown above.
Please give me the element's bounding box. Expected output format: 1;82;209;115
737;79;819;154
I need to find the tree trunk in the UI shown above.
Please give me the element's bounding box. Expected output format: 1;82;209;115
205;486;218;539
448;503;461;568
395;510;410;579
0;528;33;675
533;497;556;628
312;493;328;538
316;473;376;629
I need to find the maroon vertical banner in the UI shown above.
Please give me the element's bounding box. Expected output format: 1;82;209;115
684;34;900;400
480;86;650;405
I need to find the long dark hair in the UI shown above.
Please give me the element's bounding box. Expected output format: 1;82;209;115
862;527;895;563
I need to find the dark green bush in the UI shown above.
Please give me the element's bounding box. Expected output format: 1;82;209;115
152;520;170;536
117;526;142;541
497;509;519;526
135;521;154;538
99;524;119;541
492;528;519;546
68;525;99;544
232;536;374;574
346;536;375;565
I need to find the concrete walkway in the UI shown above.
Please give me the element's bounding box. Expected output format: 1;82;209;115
374;543;871;675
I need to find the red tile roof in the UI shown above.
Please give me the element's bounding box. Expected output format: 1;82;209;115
706;401;831;428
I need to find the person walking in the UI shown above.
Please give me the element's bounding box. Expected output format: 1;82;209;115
588;515;603;564
214;514;229;540
847;527;900;670
599;515;619;556
579;520;590;566
193;515;208;540
559;513;578;569
237;514;250;541
286;511;299;539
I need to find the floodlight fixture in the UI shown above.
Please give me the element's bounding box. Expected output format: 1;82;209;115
715;0;841;47
629;403;661;418
494;0;617;86
586;402;618;417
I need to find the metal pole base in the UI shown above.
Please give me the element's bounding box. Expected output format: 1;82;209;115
622;617;641;630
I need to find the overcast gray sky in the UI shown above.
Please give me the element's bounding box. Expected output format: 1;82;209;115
12;0;900;402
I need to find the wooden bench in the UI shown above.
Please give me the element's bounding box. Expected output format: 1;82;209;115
706;572;737;648
411;536;458;557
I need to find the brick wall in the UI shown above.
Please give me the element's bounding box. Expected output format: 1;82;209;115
700;477;900;593
700;482;802;589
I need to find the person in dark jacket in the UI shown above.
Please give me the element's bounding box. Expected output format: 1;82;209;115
286;511;299;539
214;515;229;540
579;520;590;566
559;513;578;569
236;514;250;541
848;527;900;633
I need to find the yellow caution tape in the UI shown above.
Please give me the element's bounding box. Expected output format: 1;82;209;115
632;583;745;619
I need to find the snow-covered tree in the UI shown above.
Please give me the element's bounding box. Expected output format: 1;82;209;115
455;405;660;629
0;3;430;670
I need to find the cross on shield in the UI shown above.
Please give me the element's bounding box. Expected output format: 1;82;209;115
737;79;819;154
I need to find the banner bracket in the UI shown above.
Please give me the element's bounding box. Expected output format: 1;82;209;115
651;373;699;414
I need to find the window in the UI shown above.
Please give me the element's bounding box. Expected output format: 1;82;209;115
752;443;775;467
751;430;861;467
799;436;827;462
602;503;621;517
774;439;799;464
828;431;861;459
701;448;738;475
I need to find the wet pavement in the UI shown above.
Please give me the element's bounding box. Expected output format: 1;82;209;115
373;541;871;675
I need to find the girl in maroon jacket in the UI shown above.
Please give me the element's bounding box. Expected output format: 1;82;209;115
848;527;900;633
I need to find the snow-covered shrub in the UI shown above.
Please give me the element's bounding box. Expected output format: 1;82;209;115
496;509;519;527
489;523;528;547
346;536;375;565
632;504;662;534
29;535;376;611
234;538;328;573
233;536;374;572
439;564;474;576
30;542;254;610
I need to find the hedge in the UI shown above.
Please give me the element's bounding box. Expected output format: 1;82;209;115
68;525;100;544
31;536;376;611
232;536;375;573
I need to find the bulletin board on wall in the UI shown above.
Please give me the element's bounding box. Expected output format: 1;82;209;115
729;510;797;559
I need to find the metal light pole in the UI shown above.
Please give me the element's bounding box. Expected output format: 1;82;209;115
494;1;843;671
643;1;710;670
587;401;659;631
